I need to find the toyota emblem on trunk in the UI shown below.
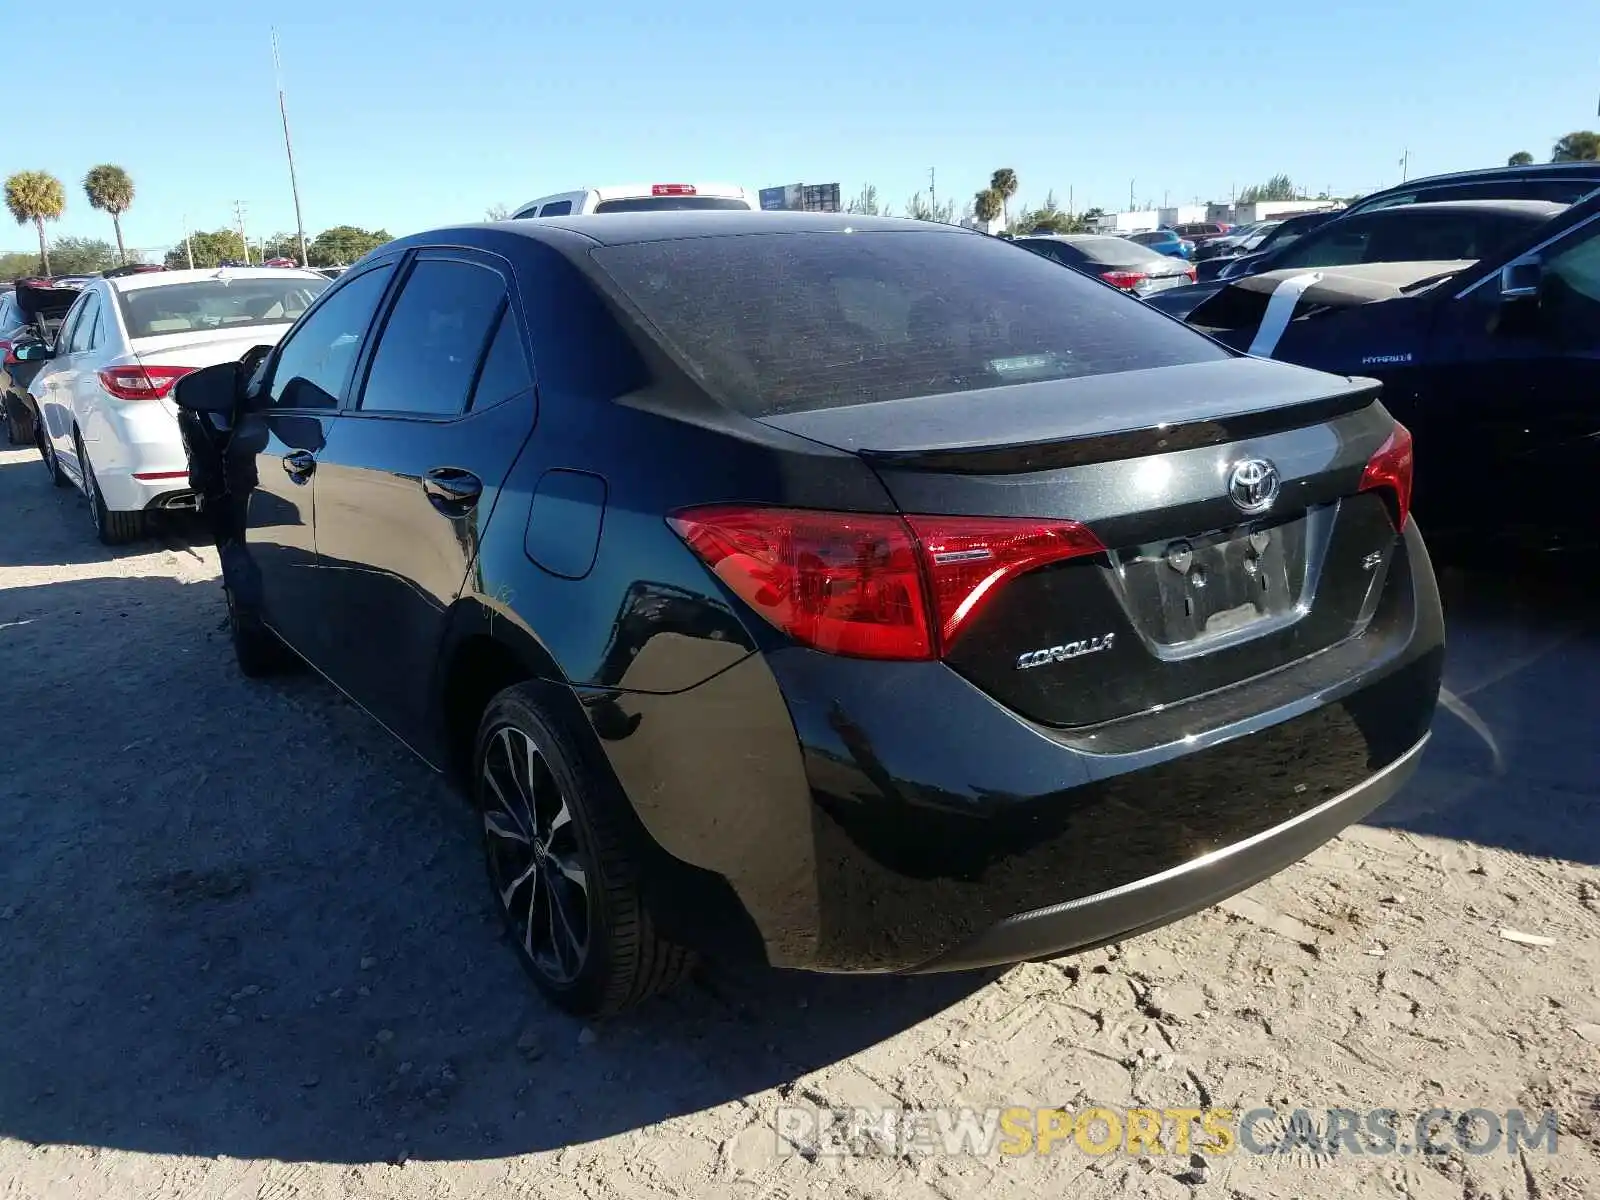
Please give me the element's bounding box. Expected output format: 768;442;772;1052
1227;458;1281;515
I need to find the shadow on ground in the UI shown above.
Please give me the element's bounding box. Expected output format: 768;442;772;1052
1365;563;1600;867
0;574;989;1166
0;451;211;569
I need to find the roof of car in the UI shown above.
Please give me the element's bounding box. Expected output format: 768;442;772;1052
106;266;327;293
1345;199;1568;218
472;210;977;246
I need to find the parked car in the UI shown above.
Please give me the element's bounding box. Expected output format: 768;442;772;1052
100;264;168;279
1013;233;1197;296
1126;229;1194;259
1149;200;1569;319
1;279;78;444
18;266;328;542
1197;210;1342;281
510;182;757;219
1345;162;1600;217
175;211;1442;1017
1170;221;1233;246
1192;222;1277;262
1211;166;1600;286
1182;190;1600;553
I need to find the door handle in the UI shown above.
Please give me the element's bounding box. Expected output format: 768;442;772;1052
423;466;482;515
282;450;316;483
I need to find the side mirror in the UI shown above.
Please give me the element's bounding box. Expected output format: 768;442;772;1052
12;341;52;363
172;360;243;413
1498;260;1542;301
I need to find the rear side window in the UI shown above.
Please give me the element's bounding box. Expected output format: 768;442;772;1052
68;294;100;353
268;265;394;410
470;308;533;409
539;201;573;216
592;197;751;213
592;229;1226;416
359;259;506;417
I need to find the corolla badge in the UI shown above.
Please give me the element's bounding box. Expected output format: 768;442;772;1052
1016;633;1116;671
1226;457;1281;515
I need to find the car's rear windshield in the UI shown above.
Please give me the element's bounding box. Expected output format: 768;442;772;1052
116;276;329;339
591;229;1226;416
592;197;751;213
1058;236;1172;266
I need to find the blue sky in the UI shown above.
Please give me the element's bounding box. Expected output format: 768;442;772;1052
16;0;1599;256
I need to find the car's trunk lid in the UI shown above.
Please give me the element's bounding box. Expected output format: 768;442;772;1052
759;357;1404;728
132;327;290;418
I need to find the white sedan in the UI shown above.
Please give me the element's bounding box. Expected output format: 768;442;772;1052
24;267;329;544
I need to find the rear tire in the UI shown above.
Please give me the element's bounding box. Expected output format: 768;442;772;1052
474;683;693;1017
77;433;143;546
226;587;293;678
38;422;68;487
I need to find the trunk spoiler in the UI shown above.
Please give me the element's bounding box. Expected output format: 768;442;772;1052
757;357;1382;474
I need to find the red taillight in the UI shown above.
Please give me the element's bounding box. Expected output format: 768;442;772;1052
1359;424;1415;531
0;339;12;367
98;364;195;401
904;516;1106;651
651;183;697;196
1186;266;1198;282
1100;270;1147;289
667;506;1104;661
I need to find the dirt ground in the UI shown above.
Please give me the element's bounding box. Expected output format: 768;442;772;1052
1;442;1597;1200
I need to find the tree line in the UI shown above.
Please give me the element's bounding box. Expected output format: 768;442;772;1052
844;169;1103;235
1507;131;1600;166
5;166;134;275
3;164;391;279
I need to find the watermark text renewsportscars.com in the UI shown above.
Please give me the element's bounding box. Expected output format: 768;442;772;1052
775;1104;1561;1159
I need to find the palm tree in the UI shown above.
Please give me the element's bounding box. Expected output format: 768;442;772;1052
990;168;1018;229
973;189;1003;227
1507;151;1534;167
83;165;136;264
1551;131;1600;162
4;170;67;275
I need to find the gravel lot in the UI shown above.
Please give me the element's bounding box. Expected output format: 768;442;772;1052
1;442;1597;1200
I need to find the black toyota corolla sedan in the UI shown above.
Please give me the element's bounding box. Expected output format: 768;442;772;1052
175;212;1444;1016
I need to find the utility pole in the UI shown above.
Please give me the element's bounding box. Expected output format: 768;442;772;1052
233;200;251;265
1129;179;1135;211
928;167;937;216
1400;148;1410;182
181;214;195;270
273;29;310;268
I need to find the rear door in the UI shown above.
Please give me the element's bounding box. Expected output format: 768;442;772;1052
1418;205;1600;540
309;248;538;751
38;291;99;477
244;261;398;656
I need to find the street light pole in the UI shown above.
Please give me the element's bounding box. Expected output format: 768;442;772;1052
273;29;310;268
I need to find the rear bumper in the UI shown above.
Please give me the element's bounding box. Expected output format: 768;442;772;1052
583;518;1444;973
910;731;1427;972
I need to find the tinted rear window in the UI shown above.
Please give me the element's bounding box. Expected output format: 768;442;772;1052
117;277;328;339
591;230;1226;416
593;197;751;213
1058;237;1171;266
